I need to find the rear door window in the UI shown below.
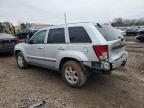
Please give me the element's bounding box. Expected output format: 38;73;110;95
47;28;65;43
68;27;91;43
95;24;123;41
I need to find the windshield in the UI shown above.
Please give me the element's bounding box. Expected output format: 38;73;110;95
95;24;123;41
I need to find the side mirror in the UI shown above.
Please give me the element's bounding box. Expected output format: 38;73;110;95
25;39;32;44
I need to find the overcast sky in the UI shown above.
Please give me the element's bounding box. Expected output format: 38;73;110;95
0;0;144;25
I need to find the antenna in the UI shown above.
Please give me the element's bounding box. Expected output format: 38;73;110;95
65;12;67;25
64;12;69;43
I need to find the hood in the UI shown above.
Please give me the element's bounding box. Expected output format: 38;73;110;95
0;33;16;40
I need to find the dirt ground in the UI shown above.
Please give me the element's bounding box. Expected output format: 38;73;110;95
0;36;144;108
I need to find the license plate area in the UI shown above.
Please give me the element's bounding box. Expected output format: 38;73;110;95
4;41;15;46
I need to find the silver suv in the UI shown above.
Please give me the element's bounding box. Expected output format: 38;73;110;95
14;23;128;87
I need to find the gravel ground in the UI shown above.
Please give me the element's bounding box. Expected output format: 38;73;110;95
0;36;144;108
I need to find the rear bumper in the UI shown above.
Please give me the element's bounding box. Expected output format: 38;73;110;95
110;52;128;70
0;46;14;53
83;52;128;72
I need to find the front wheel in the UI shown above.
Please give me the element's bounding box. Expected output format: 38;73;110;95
16;52;28;69
61;60;87;88
122;61;127;67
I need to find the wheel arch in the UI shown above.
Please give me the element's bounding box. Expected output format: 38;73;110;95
56;50;89;71
14;49;28;62
59;57;79;71
14;50;21;57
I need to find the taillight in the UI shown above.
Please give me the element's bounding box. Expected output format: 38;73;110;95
16;39;20;44
93;45;108;60
0;40;4;46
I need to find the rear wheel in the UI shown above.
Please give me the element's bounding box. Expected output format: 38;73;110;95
61;60;87;88
16;52;28;68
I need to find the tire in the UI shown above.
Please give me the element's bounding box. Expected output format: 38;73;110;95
122;60;127;67
61;60;87;88
16;52;28;69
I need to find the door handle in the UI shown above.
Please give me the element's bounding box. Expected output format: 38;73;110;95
38;46;43;49
58;47;65;50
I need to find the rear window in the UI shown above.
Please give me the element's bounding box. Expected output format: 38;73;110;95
68;27;91;43
48;28;65;43
95;24;123;41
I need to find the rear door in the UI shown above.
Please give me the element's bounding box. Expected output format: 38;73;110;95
96;24;126;62
44;27;66;67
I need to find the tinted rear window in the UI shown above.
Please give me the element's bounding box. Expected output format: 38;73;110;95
68;27;91;43
48;28;65;43
95;24;123;41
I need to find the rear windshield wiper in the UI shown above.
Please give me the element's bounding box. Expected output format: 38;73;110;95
118;37;124;41
97;23;102;28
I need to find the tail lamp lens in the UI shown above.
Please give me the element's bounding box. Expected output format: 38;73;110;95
93;45;108;60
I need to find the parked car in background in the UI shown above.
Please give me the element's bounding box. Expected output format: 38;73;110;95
0;33;17;53
139;29;144;35
117;29;126;36
136;35;144;42
16;28;38;41
14;22;128;88
126;28;140;36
